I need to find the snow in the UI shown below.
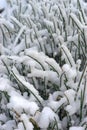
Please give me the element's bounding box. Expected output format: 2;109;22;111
48;97;67;111
0;113;7;123
10;16;23;28
28;69;59;85
17;122;25;130
1;120;16;130
65;104;77;115
13;39;26;54
43;19;54;31
0;78;13;92
64;89;76;104
12;67;43;104
20;114;34;130
64;89;80;115
38;107;58;128
61;45;76;67
70;13;83;31
25;50;49;70
45;58;62;76
69;126;84;130
8;91;39;115
13;26;26;47
0;0;86;130
0;0;8;17
62;64;77;79
0;0;7;10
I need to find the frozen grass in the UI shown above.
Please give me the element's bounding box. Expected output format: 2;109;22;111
0;0;87;130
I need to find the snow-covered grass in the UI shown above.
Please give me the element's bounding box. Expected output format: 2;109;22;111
0;0;87;129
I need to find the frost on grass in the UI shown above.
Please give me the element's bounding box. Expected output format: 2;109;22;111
0;0;87;130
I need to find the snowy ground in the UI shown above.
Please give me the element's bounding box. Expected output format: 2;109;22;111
0;0;87;130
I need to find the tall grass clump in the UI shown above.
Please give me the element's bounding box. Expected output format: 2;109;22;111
0;0;87;129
